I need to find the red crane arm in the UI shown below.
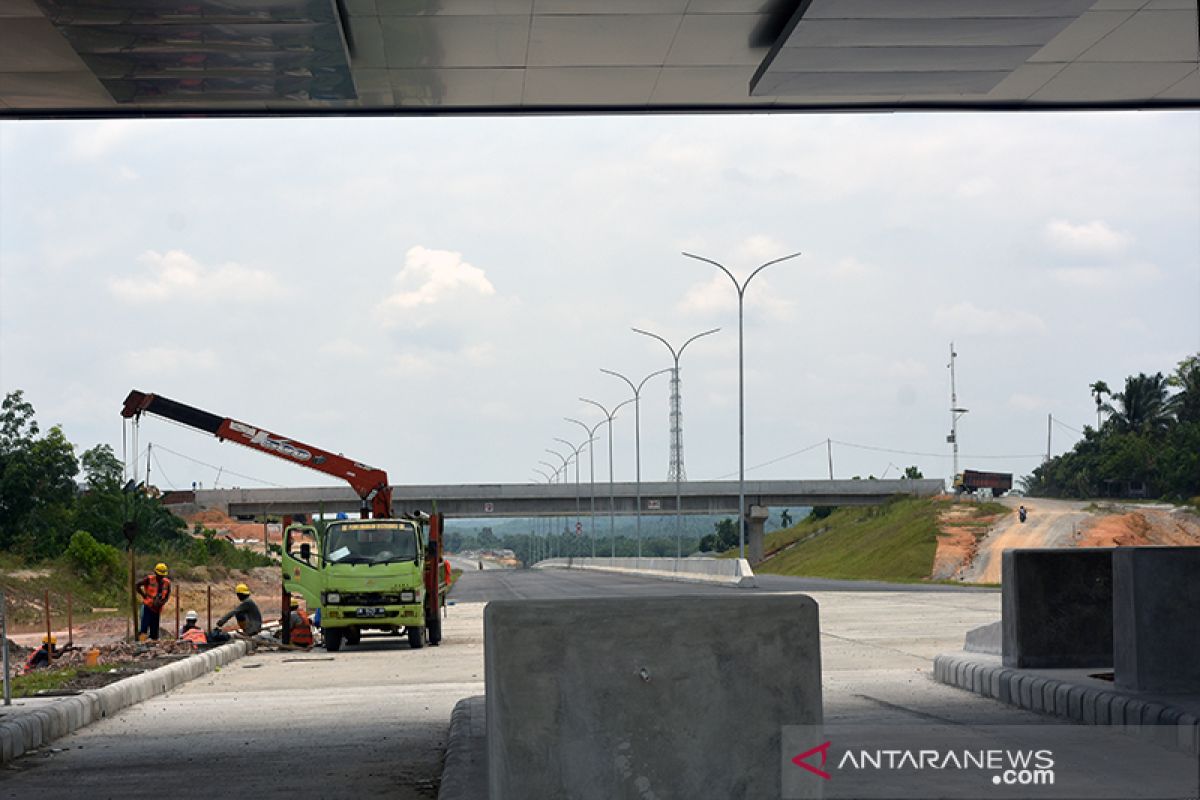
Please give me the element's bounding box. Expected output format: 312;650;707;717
120;390;392;518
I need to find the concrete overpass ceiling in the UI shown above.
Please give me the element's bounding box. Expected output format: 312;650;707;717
0;0;1196;116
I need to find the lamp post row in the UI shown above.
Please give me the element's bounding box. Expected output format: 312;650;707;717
531;250;798;565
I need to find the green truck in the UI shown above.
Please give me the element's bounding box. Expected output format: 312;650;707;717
284;515;447;651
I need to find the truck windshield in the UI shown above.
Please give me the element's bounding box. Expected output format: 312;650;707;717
324;522;418;565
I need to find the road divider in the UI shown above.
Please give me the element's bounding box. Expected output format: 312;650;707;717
0;639;252;764
534;556;756;588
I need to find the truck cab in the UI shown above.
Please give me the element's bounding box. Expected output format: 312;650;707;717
283;518;443;651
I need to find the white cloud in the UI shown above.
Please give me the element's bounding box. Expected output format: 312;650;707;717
123;346;218;373
375;246;495;322
932;302;1047;336
110;250;280;303
1044;219;1132;257
677;273;793;319
1050;262;1162;290
887;358;929;380
69;120;141;160
1009;393;1046;411
318;339;368;358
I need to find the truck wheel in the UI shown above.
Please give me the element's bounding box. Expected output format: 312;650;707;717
427;612;442;646
324;629;343;652
408;625;425;650
344;628;361;646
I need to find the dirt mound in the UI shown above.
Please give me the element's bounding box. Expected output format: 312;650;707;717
1078;508;1200;547
931;503;1005;581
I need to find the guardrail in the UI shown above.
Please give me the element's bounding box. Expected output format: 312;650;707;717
534;557;756;588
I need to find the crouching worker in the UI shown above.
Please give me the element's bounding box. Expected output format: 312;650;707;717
25;635;60;671
179;609;208;647
211;582;262;643
287;598;313;649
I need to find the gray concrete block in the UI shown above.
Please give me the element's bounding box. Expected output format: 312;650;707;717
1067;685;1086;719
963;620;1001;655
1002;548;1113;668
1177;714;1199;754
1113;547;1200;694
1081;688;1101;724
1029;677;1048;712
1054;683;1071;718
1042;680;1058;716
485;594;822;800
1095;692;1113;725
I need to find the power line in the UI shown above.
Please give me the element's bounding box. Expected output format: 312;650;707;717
1051;416;1084;436
150;443;283;488
831;439;1044;460
150;448;177;491
711;439;826;479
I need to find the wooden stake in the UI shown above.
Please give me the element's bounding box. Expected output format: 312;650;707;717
67;593;73;648
43;590;51;651
174;585;180;640
206;585;212;631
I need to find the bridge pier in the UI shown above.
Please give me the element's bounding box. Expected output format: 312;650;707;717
748;504;768;565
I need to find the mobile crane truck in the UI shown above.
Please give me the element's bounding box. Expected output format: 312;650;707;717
120;390;446;650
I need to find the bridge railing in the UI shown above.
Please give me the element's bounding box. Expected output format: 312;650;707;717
535;556;756;588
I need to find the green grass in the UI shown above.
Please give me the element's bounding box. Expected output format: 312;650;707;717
751;497;1006;583
9;664;113;698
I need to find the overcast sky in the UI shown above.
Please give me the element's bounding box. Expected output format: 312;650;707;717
1;111;1197;493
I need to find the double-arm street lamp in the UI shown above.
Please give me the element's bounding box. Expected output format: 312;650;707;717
599;367;671;564
532;466;555;563
565;416;607;557
554;436;593;557
682;250;801;561
579;396;634;558
545;447;574;552
631;326;720;558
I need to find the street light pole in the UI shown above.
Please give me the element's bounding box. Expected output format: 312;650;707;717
579;397;634;558
554;436;592;559
545;447;573;558
600;367;671;565
537;460;562;558
566;417;606;557
532;467;554;564
632;326;720;559
682;251;800;561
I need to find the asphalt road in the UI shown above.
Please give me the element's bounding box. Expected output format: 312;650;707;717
1;567;1002;799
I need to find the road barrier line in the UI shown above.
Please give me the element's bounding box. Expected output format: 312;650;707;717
535;557;757;588
0;639;252;764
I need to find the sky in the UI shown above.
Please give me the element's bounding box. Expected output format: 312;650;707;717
1;111;1197;494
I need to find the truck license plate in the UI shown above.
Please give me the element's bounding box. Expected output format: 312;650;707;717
355;607;387;618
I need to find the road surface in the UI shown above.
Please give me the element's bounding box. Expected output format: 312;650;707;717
2;568;1030;799
959;497;1094;583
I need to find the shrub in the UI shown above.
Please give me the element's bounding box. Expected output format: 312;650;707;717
65;530;122;585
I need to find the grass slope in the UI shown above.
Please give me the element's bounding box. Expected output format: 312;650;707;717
755;497;998;583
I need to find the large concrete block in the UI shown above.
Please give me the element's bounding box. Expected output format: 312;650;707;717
1002;548;1113;668
486;594;822;800
1114;546;1200;693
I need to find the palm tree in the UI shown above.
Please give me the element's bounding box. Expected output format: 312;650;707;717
1101;373;1173;434
1089;380;1110;430
1166;354;1199;424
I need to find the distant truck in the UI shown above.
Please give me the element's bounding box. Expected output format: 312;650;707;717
953;470;1013;497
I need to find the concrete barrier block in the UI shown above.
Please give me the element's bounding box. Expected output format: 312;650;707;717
1067;685;1086;719
1002;548;1113;668
1113;547;1200;694
485;594;822;800
1054;684;1071;718
1029;677;1047;712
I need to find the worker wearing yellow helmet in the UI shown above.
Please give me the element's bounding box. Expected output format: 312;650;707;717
135;562;171;641
25;634;60;671
213;581;262;638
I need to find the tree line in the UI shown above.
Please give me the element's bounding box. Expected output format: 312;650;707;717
1023;354;1199;501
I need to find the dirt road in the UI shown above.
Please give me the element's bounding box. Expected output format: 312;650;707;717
957;497;1095;584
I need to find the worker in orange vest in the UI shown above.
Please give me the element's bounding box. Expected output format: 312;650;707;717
178;610;207;647
25;635;59;671
135;562;171;641
288;598;313;649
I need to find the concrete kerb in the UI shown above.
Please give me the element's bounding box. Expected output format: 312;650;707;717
933;651;1200;756
439;695;487;800
0;639;252;764
534;556;757;588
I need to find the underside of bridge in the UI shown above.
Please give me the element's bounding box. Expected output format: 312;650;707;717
2;0;1197;117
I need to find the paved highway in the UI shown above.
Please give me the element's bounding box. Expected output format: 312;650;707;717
2;568;1013;799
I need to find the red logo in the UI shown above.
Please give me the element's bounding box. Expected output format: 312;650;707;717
792;741;832;780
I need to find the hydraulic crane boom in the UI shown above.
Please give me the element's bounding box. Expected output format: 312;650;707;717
120;390;392;518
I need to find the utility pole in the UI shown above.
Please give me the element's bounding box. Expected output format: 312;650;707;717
1046;413;1052;463
826;438;834;480
947;342;968;482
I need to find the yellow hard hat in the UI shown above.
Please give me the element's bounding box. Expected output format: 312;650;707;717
289;597;300;608
235;583;250;594
154;562;168;575
43;634;56;645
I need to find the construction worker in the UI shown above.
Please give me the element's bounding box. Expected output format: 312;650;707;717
25;635;59;671
135;562;171;640
178;610;207;646
214;582;262;637
288;598;313;649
